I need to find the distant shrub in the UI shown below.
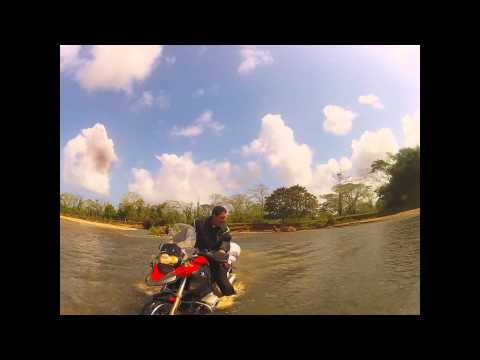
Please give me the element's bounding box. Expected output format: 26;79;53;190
326;214;336;226
149;226;166;236
143;218;154;229
334;212;378;223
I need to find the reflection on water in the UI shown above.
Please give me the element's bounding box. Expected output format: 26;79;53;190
60;214;419;315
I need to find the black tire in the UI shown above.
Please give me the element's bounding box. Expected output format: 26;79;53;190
141;301;173;315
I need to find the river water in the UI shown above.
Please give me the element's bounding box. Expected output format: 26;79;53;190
60;214;420;315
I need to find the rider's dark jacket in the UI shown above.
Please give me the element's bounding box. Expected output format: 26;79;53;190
194;216;235;296
194;216;231;254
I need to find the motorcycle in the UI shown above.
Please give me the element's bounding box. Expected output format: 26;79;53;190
141;223;241;315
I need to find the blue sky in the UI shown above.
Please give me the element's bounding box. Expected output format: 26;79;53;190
60;45;420;206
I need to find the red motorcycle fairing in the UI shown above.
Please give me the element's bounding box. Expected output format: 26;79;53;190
150;262;176;282
150;263;165;282
173;256;209;278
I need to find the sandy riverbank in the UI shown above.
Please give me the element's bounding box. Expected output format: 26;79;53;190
60;215;140;231
61;208;420;235
330;208;420;228
231;208;420;234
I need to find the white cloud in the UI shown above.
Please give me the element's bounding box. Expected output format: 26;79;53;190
171;124;204;137
358;94;385;110
171;110;224;137
350;128;399;176
242;114;313;186
192;88;205;98
129;153;259;204
310;129;399;195
60;45;83;72
74;45;163;93
247;161;261;178
242;113;401;197
310;157;352;195
402;110;420;148
63;123;118;196
227;161;262;189
323;105;357;135
130;90;170;112
138;91;154;106
238;45;274;75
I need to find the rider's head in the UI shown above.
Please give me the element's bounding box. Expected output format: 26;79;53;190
211;206;228;226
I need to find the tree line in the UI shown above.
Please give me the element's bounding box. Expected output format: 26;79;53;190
60;147;419;227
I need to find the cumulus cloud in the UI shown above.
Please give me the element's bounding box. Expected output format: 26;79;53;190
247;161;261;178
128;153;260;204
60;45;83;72
402;110;420;148
74;45;163;93
310;129;399;194
130;90;170;112
358;94;385;110
310;157;352;195
238;45;274;75
171;110;224;137
63;123;118;195
323;105;357;135
242;114;313;186
227;161;262;189
350;128;399;176
242;113;401;197
309;128;399;196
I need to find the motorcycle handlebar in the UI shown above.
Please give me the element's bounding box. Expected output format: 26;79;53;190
195;249;229;263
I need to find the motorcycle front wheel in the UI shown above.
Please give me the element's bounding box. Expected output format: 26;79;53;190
141;301;173;315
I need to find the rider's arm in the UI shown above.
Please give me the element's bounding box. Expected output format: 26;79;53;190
218;227;231;253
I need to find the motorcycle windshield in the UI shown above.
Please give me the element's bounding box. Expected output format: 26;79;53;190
170;223;196;250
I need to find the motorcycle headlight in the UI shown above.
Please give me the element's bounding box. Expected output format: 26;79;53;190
159;253;179;265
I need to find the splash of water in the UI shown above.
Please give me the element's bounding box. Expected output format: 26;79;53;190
134;281;160;296
216;281;246;310
135;279;246;311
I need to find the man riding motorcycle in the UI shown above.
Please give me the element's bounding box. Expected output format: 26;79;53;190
194;206;236;296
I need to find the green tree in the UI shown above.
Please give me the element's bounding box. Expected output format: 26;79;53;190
227;194;254;222
179;201;195;225
162;201;185;225
264;185;319;222
319;193;339;214
370;146;420;211
247;184;270;216
209;193;229;206
198;204;213;219
60;193;82;212
334;183;372;215
149;203;167;225
321;182;375;216
104;203;116;219
264;187;291;221
118;192;144;222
